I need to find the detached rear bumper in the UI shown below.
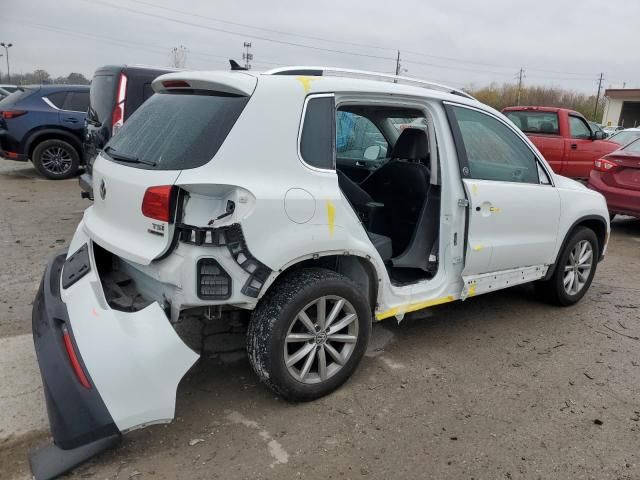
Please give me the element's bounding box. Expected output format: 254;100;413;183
30;252;120;479
30;226;199;479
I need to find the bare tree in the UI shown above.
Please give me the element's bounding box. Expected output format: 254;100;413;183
170;45;188;69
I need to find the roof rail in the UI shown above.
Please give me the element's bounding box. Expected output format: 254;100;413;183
264;66;475;100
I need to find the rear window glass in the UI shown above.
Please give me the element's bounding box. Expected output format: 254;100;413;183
90;74;116;124
104;92;249;170
623;138;640;154
505;111;560;135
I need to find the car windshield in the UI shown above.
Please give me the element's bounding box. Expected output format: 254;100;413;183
609;130;640;145
103;91;249;170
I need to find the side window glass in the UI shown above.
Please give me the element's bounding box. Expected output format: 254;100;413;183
451;106;539;184
63;91;90;112
45;92;67;109
300;96;335;170
569;116;592;139
336;111;388;163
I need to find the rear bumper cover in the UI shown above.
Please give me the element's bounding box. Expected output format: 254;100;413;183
30;251;121;479
30;225;199;478
587;171;640;217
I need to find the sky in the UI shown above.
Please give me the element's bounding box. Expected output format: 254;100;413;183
1;0;638;93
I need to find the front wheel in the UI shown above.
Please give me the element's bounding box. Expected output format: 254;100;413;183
247;268;371;402
537;227;599;306
32;139;80;180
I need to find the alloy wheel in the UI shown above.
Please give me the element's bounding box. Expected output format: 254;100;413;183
40;146;73;175
563;240;593;295
284;295;359;384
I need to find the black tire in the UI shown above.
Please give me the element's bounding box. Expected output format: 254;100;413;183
537;227;599;306
32;139;80;180
247;268;372;402
609;213;617;222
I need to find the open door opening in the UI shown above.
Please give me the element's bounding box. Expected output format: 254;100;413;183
335;104;441;285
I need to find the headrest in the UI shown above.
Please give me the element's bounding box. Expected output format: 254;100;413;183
390;128;428;162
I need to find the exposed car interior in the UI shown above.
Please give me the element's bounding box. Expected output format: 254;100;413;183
335;105;440;285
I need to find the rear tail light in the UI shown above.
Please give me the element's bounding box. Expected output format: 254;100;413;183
111;72;128;135
1;110;27;119
197;259;231;299
4;151;19;159
594;158;617;172
141;185;175;222
62;325;91;389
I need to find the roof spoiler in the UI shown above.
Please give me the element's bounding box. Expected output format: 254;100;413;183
229;59;249;71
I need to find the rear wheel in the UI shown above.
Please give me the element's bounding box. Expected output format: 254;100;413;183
247;268;371;402
537;227;598;306
32;139;80;180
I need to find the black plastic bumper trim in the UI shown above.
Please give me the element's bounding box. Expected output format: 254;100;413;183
177;222;271;298
31;250;121;478
29;434;121;480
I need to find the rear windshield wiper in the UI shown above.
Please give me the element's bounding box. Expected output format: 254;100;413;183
103;146;156;167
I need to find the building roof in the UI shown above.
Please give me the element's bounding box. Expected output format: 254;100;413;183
605;89;640;99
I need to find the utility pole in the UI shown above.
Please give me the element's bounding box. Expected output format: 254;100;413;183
0;43;12;83
594;72;604;120
242;42;253;70
395;50;401;76
516;67;525;105
0;54;3;82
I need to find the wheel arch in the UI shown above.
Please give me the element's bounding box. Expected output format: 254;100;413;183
545;214;608;280
26;128;84;161
261;253;380;311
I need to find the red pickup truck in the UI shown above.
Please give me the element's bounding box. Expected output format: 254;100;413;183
503;106;618;179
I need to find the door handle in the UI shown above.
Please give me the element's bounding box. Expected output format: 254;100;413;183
570;143;578;150
63;117;79;123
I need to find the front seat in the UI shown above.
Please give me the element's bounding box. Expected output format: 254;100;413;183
362;128;439;271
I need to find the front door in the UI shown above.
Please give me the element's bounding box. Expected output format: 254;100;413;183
445;103;561;276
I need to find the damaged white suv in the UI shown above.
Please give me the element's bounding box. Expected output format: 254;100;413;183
30;66;609;479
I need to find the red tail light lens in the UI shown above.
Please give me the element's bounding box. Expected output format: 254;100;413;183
594;158;617;172
142;185;175;222
1;110;27;119
62;326;91;389
111;72;128;134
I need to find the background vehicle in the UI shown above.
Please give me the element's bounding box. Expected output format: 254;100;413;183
31;67;609;478
80;65;177;197
607;127;640;146
0;84;89;179
0;84;19;93
603;125;625;136
589;121;608;138
588;137;640;218
503;106;618;179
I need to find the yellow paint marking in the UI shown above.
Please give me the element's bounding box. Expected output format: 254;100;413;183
472;245;484;251
376;295;456;321
489;206;501;213
296;76;317;93
471;184;478;195
326;201;336;237
467;282;477;297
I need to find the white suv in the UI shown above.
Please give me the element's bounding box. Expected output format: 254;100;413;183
30;66;609;477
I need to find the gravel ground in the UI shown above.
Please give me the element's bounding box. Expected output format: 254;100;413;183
1;161;639;480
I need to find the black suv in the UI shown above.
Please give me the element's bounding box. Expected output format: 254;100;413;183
80;65;176;196
0;85;89;179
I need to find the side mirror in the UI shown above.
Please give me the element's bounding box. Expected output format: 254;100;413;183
363;145;381;161
593;131;607;140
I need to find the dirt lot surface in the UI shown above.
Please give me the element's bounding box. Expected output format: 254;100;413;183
1;161;640;480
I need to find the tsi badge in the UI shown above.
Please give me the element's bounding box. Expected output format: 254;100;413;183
99;179;107;200
148;223;165;236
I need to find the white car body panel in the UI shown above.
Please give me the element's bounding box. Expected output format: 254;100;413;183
63;225;199;431
69;69;610;426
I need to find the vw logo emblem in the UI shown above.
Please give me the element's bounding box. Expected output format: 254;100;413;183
99;179;106;200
